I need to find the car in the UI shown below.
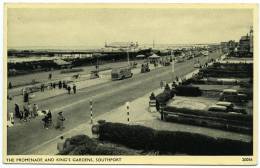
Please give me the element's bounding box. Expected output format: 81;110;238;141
208;105;228;113
216;101;234;111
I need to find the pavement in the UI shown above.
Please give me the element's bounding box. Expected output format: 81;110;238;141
7;50;224;155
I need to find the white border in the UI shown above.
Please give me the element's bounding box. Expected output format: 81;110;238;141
0;1;259;168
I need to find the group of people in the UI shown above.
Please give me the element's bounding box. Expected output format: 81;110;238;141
67;84;77;94
14;103;39;122
39;80;77;95
42;110;66;130
13;102;66;130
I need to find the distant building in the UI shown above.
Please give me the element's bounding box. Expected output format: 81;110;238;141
105;41;139;49
249;26;253;54
220;42;228;54
238;27;253;57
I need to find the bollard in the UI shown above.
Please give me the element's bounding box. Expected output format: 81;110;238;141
126;102;130;124
90;99;93;124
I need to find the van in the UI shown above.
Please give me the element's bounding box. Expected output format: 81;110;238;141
111;66;133;80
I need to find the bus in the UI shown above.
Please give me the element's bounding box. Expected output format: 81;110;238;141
111;66;133;80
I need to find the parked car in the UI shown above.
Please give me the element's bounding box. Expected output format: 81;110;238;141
208;105;228;113
216;101;234;111
219;89;248;102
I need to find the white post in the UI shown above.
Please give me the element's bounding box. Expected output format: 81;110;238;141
126;102;130;124
90;99;93;124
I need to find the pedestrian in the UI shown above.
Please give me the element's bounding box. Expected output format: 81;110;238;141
42;113;49;129
53;82;56;89
47;110;52;127
41;84;45;92
15;103;23;120
73;84;76;94
67;86;71;94
49;73;52;80
32;103;38;118
62;81;66;88
58;81;62;89
28;103;32;119
23;104;30;122
23;91;29;103
8;82;12;89
160;80;164;89
57;136;65;153
56;111;65;130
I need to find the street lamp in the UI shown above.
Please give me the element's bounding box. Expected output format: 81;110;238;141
127;47;130;66
171;50;175;82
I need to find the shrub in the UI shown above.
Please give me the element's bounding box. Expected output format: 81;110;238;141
59;134;139;155
155;91;172;105
59;135;97;155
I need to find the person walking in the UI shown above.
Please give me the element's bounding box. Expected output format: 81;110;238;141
47;110;52;127
62;81;66;88
8;82;12;89
56;112;65;130
73;84;76;94
23;104;30;122
48;73;52;80
15;103;22;120
28;103;32;119
67;86;71;94
42;113;49;129
57;136;65;153
23;91;29;103
32;103;38;118
58;81;62;89
41;84;45;92
160;80;164;89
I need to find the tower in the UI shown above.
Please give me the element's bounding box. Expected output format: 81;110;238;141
249;26;253;54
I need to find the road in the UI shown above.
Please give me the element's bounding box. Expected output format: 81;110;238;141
7;51;222;155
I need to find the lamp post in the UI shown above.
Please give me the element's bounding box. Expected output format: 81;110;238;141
127;47;130;66
171;50;175;82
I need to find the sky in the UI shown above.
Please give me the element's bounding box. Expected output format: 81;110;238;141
7;7;254;49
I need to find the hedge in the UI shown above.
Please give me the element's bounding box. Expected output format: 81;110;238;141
164;106;252;124
175;85;202;96
99;122;155;150
60;68;83;74
155;89;175;105
98;122;252;155
58;134;139;155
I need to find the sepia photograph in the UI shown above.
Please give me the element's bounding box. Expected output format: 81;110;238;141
2;3;258;165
